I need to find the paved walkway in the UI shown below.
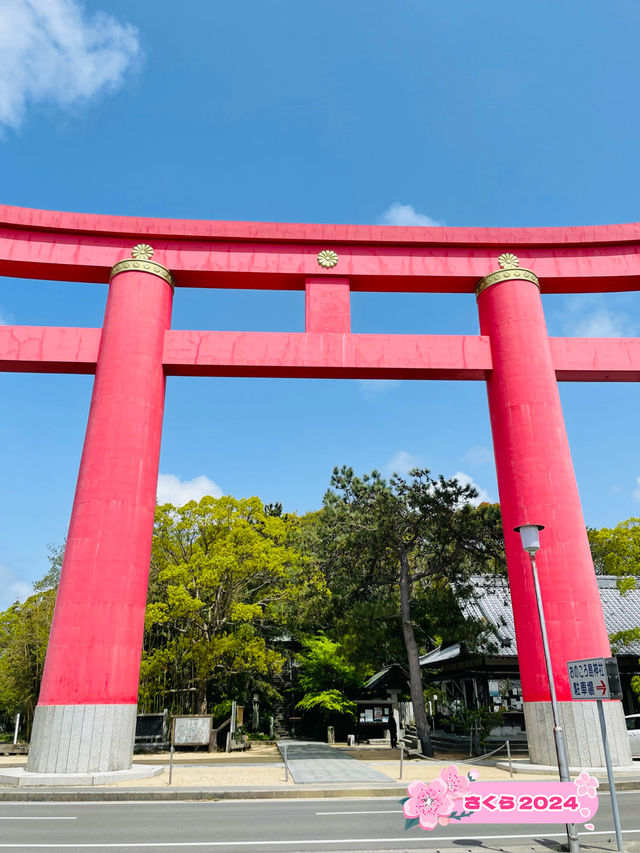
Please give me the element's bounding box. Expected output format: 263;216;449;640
277;740;395;784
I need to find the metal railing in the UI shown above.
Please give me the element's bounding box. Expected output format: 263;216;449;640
399;737;513;779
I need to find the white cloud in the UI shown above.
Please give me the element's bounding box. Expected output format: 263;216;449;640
633;477;640;503
451;471;492;506
0;562;32;610
0;0;142;130
571;311;628;337
0;305;15;324
358;379;402;396
462;445;493;466
377;203;443;227
550;294;637;338
383;450;421;477
157;473;223;507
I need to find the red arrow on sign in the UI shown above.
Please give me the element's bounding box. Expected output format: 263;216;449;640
596;680;607;695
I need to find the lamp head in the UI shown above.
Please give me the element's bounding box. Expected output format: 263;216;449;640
514;524;544;554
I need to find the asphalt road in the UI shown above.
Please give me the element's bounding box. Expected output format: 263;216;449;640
0;793;639;852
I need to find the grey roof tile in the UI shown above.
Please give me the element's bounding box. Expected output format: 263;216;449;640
461;575;640;656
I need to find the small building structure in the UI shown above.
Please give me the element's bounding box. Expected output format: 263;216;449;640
420;575;640;742
355;663;410;744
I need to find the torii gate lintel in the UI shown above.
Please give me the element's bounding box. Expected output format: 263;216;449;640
2;324;640;382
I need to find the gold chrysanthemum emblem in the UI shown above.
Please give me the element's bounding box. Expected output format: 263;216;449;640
498;252;519;269
132;243;154;261
317;249;339;269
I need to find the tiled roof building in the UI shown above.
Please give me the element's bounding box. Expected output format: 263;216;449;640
419;575;640;728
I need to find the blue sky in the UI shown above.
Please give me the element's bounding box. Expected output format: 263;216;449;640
1;0;640;608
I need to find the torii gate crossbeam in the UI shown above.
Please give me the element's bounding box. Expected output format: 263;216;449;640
1;205;636;777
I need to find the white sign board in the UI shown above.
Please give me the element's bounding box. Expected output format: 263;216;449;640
567;657;609;700
172;715;212;746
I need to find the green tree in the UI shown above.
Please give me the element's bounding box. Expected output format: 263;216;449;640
141;495;325;714
588;518;640;592
294;636;361;720
33;542;64;593
315;466;500;757
452;705;505;754
0;544;62;737
588;518;640;655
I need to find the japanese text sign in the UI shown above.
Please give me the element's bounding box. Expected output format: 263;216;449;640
567;658;609;700
402;765;599;832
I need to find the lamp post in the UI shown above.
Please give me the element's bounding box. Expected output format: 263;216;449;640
514;524;579;853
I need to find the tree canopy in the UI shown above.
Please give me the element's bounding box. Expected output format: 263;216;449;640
589;517;640;592
141;495;325;714
294;636;361;721
312;466;502;755
0;544;62;737
588;517;640;656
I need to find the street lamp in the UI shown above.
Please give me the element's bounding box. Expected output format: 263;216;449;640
514;524;579;853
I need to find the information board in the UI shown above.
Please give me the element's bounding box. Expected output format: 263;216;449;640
172;715;212;746
567;658;609;700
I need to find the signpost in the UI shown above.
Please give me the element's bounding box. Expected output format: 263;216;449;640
172;715;213;748
567;657;624;852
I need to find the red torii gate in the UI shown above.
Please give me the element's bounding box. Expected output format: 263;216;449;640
2;204;636;777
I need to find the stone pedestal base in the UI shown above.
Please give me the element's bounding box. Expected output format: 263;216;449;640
0;765;163;787
524;700;632;767
27;704;137;774
496;760;640;776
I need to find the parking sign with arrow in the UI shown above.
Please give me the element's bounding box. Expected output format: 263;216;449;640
567;657;617;700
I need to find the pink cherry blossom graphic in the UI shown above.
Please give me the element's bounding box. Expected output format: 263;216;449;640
440;764;471;799
575;771;599;799
580;807;590;817
404;778;455;830
467;769;479;781
585;824;595;831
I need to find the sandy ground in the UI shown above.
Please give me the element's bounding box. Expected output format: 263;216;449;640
108;764;295;787
104;758;557;788
0;743;559;787
367;760;557;784
105;753;558;788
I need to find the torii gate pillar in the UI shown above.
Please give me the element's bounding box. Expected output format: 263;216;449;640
477;260;631;767
27;255;173;774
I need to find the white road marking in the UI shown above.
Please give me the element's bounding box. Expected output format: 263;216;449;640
0;816;77;820
0;829;639;848
316;810;398;815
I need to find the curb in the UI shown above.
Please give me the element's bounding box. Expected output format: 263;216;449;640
1;779;640;801
0;785;406;802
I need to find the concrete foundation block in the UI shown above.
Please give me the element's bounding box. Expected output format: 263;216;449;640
524;699;632;767
0;765;164;787
27;704;137;774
